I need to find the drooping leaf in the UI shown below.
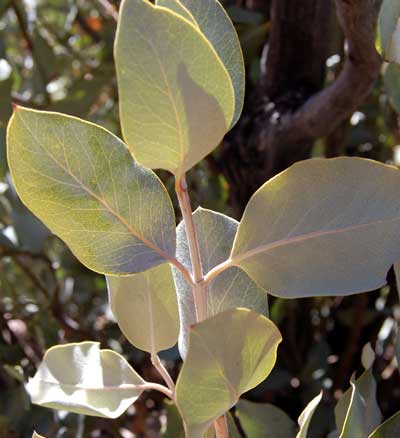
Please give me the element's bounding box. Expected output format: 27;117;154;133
175;308;281;437
369;410;400;437
107;264;179;353
236;399;297;438
157;0;245;127
335;370;381;436
7;106;176;275
384;64;400;114
378;0;400;63
231;157;400;298
115;0;235;176
173;208;269;358
26;342;144;418
296;392;323;438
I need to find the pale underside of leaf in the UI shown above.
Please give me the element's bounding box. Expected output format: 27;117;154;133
173;207;268;359
158;0;245;127
115;0;235;176
175;308;281;437
107;263;179;353
27;342;144;418
231;157;400;298
7;107;176;275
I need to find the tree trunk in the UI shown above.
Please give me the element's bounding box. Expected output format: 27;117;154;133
221;0;381;216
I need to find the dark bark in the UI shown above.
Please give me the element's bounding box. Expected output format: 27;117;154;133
221;0;382;216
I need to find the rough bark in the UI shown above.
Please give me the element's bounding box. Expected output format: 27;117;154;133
221;0;382;215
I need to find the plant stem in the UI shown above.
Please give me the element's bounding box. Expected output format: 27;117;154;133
136;382;173;399
175;176;228;438
151;353;175;395
175;175;207;322
203;258;233;285
214;415;229;438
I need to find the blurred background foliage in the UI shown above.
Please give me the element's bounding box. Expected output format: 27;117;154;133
1;0;400;437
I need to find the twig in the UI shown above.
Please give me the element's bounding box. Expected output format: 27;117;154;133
10;0;50;104
96;0;119;22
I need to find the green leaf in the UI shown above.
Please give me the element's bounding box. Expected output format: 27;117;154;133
231;157;400;298
339;380;366;438
335;370;381;436
384;63;400;113
378;0;400;63
157;0;245;127
175;308;281;437
156;0;198;26
174;208;269;358
32;433;46;438
107;264;179;353
115;0;235;176
369;410;400;437
7;106;176;275
236;399;296;438
26;342;144;418
296;392;322;438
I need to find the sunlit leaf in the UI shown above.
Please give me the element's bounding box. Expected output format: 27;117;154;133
157;0;245;127
369;410;400;437
7;106;176;275
115;0;235;176
26;342;144;418
107;264;179;353
378;0;400;63
231;158;400;298
296;392;322;438
32;432;46;438
156;0;197;25
175;308;281;437
236;399;296;438
174;208;268;358
335;370;381;436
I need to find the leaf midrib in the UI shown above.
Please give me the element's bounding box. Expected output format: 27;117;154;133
232;216;400;265
17;112;173;264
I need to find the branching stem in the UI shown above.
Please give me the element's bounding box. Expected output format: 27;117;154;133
175;175;207;322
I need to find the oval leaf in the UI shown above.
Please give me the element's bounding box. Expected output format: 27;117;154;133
173;208;269;359
236;399;297;438
115;0;235;176
156;0;245;127
175;308;281;437
26;342;145;418
296;392;323;438
107;264;179;353
231;157;400;298
7;107;176;275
